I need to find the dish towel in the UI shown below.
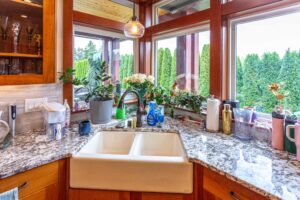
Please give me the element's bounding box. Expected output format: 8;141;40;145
0;188;18;200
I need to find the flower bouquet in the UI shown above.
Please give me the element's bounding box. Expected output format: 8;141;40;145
124;73;154;105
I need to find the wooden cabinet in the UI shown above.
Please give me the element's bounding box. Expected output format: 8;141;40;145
68;190;192;200
68;163;267;200
201;166;267;200
0;0;55;85
140;192;193;200
0;160;67;200
69;189;130;200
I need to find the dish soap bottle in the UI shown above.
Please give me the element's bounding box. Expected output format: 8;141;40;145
147;101;157;126
64;99;71;128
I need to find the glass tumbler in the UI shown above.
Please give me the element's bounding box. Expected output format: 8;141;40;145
233;108;254;141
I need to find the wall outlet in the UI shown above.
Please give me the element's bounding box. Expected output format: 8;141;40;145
25;97;48;112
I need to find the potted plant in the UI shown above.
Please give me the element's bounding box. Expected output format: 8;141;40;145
59;57;114;124
174;90;205;113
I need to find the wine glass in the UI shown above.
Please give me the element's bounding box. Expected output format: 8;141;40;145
11;21;21;53
0;16;8;40
26;22;34;43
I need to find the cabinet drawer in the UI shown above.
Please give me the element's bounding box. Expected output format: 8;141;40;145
0;161;59;199
20;184;58;200
203;168;266;200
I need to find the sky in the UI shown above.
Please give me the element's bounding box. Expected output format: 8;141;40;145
237;11;300;59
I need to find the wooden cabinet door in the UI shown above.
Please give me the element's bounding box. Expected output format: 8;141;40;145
0;160;66;200
0;162;59;199
202;166;267;200
69;189;130;200
0;0;55;85
141;193;193;200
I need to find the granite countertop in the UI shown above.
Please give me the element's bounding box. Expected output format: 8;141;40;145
0;118;299;200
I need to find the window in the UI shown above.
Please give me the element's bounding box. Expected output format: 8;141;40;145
153;27;210;96
153;0;210;25
230;6;300;114
73;26;135;110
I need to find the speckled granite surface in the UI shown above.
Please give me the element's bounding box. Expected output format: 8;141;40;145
0;117;299;200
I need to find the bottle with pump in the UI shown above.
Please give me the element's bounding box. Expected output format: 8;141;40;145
222;104;232;135
64;99;71;128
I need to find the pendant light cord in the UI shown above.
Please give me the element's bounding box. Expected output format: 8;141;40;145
132;3;137;21
133;3;135;17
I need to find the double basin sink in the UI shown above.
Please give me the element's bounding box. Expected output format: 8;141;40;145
70;131;193;193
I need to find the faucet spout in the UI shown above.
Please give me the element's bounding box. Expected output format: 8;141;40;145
117;89;146;127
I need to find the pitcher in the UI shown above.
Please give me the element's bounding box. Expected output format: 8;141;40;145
286;117;300;161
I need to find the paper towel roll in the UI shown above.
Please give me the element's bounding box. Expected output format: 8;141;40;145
206;96;220;132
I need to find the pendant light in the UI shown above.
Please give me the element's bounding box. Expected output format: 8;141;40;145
124;3;145;38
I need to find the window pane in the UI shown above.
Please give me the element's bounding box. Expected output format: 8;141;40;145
73;35;103;110
73;34;134;111
155;30;210;96
154;0;210;24
118;40;134;89
234;10;300;114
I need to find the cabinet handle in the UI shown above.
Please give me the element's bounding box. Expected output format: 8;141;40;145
230;191;240;200
18;182;28;190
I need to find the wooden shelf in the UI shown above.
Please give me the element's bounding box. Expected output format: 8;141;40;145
0;53;42;58
10;0;42;9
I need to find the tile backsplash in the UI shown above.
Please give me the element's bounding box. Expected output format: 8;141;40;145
0;84;63;132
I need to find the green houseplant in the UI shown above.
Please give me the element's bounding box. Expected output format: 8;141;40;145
174;90;205;113
59;57;114;124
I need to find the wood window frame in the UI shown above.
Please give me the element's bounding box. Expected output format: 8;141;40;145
63;0;299;107
63;0;138;111
227;2;300;119
140;0;299;100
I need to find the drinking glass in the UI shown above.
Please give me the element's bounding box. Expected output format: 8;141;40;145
0;16;8;40
233;108;254;141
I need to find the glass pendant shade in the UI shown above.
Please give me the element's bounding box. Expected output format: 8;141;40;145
124;17;145;38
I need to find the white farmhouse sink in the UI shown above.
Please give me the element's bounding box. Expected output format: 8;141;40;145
70;131;193;194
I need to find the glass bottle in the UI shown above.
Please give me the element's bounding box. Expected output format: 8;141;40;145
222;104;232;135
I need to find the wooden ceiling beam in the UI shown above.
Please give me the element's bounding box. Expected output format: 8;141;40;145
73;11;125;31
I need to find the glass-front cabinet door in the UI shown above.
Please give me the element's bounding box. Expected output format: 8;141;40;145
0;0;55;85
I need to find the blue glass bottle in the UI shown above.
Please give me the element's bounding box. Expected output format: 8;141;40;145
147;101;157;126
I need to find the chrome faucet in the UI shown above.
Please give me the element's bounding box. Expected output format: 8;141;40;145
117;89;146;128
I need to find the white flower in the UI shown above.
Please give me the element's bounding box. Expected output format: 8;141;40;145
146;75;155;84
